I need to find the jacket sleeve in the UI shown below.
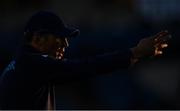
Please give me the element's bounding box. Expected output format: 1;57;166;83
25;49;132;80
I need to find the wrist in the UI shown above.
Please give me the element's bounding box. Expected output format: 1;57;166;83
130;47;141;65
130;47;142;59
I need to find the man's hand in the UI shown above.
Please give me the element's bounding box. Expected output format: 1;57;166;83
131;30;171;63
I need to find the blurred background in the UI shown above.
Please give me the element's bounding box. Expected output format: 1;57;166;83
0;0;180;109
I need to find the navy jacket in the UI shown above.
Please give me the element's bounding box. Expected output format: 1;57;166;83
0;45;132;109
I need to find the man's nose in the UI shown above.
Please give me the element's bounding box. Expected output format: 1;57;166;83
64;38;69;48
56;38;69;48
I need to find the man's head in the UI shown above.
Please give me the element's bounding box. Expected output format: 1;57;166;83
29;33;69;59
24;11;79;59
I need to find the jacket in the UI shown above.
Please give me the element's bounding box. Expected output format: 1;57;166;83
0;45;132;109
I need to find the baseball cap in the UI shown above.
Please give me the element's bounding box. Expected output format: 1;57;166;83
24;11;80;38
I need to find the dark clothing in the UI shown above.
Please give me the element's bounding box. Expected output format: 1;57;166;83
0;45;132;110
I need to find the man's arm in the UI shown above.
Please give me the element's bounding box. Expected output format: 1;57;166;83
28;49;132;80
27;30;171;80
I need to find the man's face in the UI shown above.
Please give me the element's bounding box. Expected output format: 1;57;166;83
40;34;69;59
54;36;69;59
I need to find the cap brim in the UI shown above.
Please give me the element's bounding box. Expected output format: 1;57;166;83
55;26;80;38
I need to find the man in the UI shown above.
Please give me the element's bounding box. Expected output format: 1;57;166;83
0;11;171;110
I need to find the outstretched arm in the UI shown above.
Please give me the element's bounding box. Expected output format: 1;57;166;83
29;30;171;80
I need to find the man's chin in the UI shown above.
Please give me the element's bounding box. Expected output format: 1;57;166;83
56;53;64;60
